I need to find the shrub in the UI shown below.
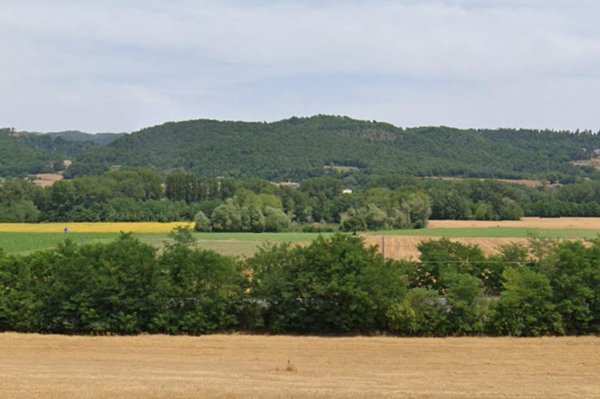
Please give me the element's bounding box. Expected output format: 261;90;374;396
194;211;211;232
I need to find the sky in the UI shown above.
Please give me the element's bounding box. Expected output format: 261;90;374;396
1;0;599;133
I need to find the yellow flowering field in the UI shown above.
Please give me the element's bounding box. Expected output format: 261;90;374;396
0;222;193;234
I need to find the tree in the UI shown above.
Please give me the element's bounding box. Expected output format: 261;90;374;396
431;189;471;220
473;201;495;220
168;226;197;247
340;210;367;232
32;234;161;334
416;239;486;290
497;198;523;220
387;288;447;336
211;200;242;232
404;192;432;228
194;211;211;232
0;254;43;332
263;206;291;232
0;200;40;222
155;243;245;334
443;273;486;334
542;241;600;334
364;204;388;230
481;243;529;295
249;234;407;334
241;203;265;232
492;267;563;336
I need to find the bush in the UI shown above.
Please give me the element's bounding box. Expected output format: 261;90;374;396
194;211;211;232
264;206;291;232
249;234;407;334
387;288;447;336
301;223;337;233
491;267;564;336
0;234;598;337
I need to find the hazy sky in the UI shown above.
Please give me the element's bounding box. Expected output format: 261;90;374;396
1;0;599;132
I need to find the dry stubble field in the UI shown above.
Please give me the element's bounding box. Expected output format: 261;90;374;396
363;236;531;260
427;217;600;230
363;217;600;260
1;333;599;399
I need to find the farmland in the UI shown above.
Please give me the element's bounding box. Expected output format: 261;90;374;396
0;231;329;256
428;217;600;230
0;217;599;257
1;333;599;399
0;222;193;233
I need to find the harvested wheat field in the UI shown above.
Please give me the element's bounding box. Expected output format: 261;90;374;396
363;236;531;260
0;334;598;399
428;217;600;230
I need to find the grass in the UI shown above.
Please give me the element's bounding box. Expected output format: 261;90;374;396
0;233;121;254
0;231;331;256
0;228;600;257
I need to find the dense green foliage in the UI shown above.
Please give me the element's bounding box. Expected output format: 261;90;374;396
5;168;600;227
0;170;431;229
4;116;600;182
248;235;406;334
43;131;124;145
0;128;122;177
3;116;600;226
0;129;54;176
59;116;600;180
0;232;598;336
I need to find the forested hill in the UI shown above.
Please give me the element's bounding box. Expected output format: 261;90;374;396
44;131;125;145
0;128;122;177
67;115;600;180
3;116;600;179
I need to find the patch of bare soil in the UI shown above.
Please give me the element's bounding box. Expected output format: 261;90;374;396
32;173;64;187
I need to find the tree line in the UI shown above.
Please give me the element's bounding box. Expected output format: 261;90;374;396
1;230;598;336
3;169;600;229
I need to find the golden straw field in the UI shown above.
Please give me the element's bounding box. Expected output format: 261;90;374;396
0;222;193;233
1;333;599;399
428;217;600;230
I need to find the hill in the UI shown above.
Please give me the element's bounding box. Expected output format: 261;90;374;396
0;128;122;177
44;131;125;145
0;129;52;176
66;115;600;180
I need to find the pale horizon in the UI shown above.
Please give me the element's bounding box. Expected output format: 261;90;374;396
2;0;599;133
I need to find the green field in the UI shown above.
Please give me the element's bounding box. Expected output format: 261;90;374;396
1;227;598;257
0;232;330;257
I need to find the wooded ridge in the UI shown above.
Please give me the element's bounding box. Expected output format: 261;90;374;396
3;115;600;180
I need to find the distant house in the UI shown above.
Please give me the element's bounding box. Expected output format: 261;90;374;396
272;181;300;189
